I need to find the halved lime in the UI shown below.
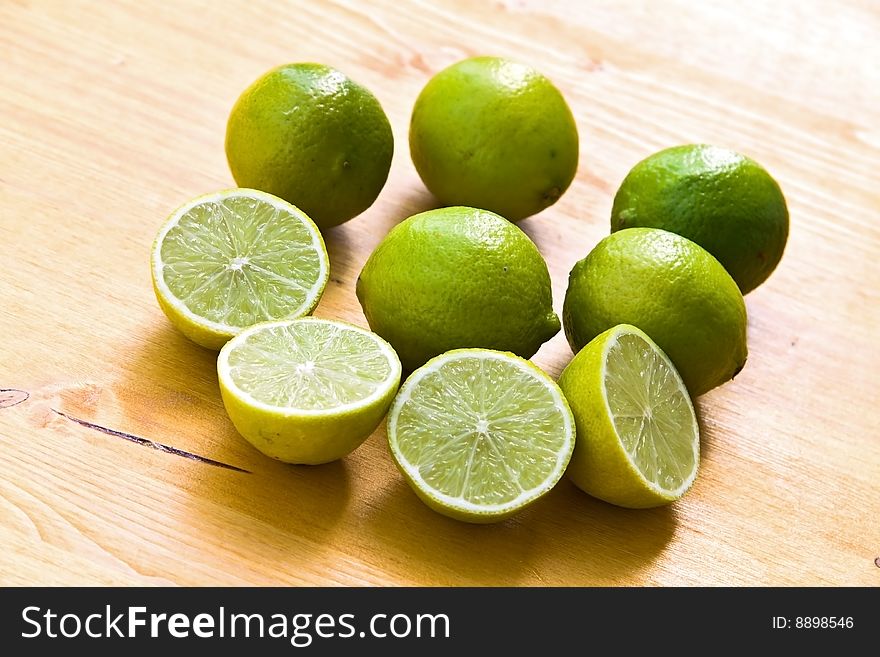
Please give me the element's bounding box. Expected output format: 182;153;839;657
558;324;700;508
218;318;401;464
151;188;329;350
387;349;575;523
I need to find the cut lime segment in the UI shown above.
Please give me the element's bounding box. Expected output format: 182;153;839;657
558;324;699;508
218;318;401;464
151;188;329;350
607;333;698;492
387;349;575;523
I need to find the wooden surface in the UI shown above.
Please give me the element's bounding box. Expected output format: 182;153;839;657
1;0;878;586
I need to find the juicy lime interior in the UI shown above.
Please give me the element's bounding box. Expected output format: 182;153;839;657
226;321;395;410
604;332;698;492
159;193;325;328
393;354;570;506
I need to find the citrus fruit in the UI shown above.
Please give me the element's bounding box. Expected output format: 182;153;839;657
409;56;578;221
558;324;700;508
387;349;575;523
151;188;329;350
356;206;560;371
562;228;747;396
225;63;393;229
217;318;401;464
611;144;789;294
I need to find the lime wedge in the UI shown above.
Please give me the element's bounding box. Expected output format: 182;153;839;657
387;349;575;523
218;318;401;464
558;324;700;508
151;188;329;350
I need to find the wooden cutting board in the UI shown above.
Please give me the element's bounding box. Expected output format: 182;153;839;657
2;0;877;586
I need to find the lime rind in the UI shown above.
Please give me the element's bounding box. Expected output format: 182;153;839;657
387;349;575;519
218;318;402;417
151;188;329;343
600;326;699;499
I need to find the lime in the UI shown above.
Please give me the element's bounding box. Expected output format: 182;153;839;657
387;349;575;523
356;206;560;371
563;228;747;396
558;325;700;508
218;318;401;464
151;188;329;350
409;56;578;221
611;144;789;294
225;63;393;229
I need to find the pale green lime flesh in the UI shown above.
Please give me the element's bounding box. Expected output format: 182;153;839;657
226;321;396;411
393;354;572;509
606;333;697;492
159;193;325;329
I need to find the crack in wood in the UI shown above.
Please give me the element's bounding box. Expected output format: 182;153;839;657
0;388;30;409
52;409;250;473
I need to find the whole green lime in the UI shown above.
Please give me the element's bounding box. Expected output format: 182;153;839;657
356;206;560;371
563;228;747;396
611;144;788;294
225;63;393;229
409;56;579;221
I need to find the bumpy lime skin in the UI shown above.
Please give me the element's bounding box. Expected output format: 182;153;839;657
226;63;393;228
356;207;561;371
409;56;579;221
562;228;748;397
611;144;789;294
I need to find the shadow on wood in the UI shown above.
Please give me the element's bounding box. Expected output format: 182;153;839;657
355;472;677;585
115;325;355;561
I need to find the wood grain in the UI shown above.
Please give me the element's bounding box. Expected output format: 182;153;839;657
1;0;878;586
